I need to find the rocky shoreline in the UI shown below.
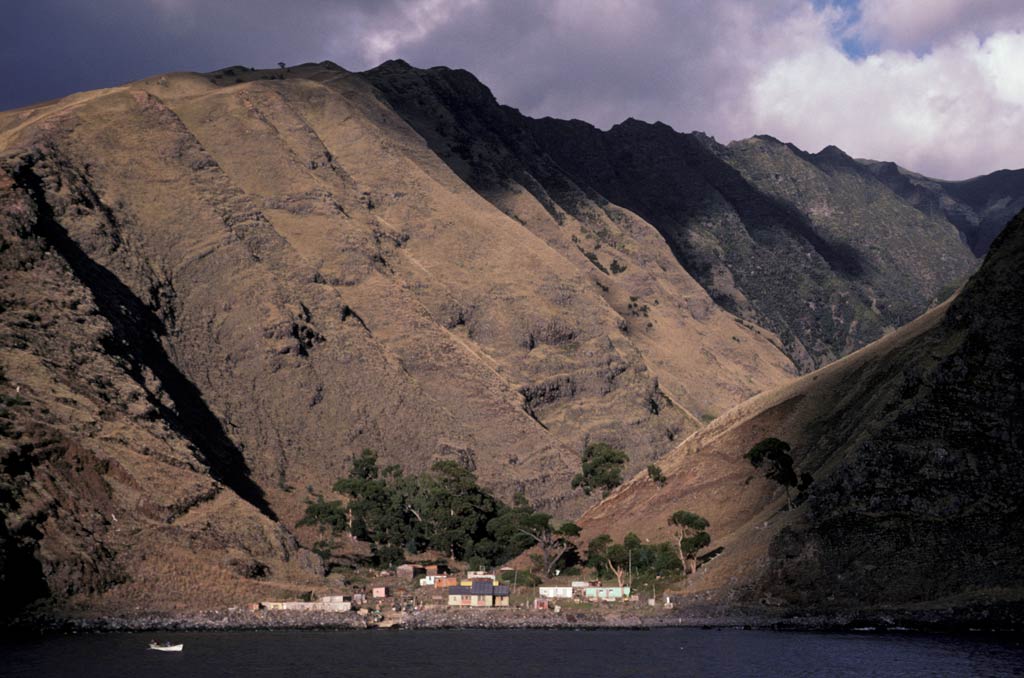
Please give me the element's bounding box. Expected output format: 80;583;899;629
10;601;1024;634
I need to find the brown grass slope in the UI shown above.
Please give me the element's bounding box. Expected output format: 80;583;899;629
0;165;326;617
362;62;984;374
362;61;796;421
0;62;796;614
582;209;1024;610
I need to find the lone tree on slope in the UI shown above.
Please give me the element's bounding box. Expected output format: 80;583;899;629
745;437;813;510
669;510;710;574
647;464;667;486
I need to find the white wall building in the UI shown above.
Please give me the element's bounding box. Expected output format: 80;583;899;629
538;586;574;599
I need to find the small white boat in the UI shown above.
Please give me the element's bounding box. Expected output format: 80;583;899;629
148;641;184;652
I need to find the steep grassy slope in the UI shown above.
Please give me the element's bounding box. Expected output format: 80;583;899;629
364;62;980;371
582;210;1024;610
0;165;323;616
0;62;797;614
362;61;794;418
0;59;1016;618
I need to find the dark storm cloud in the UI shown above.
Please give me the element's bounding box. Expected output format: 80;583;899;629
3;1;1023;178
0;0;393;109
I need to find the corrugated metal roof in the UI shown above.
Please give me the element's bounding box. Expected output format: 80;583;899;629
448;582;511;596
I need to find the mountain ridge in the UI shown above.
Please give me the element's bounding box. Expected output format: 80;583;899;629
0;59;1020;618
361;60;994;370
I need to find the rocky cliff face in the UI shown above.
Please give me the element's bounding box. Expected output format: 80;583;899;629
862;160;1024;256
0;62;795;615
763;209;1024;607
0;59;1018;617
0;157;315;615
582;209;1024;611
363;63;983;371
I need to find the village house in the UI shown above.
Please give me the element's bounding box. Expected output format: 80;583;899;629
583;586;631;601
372;586;390;599
433;575;461;589
447;580;511;608
538;586;574;599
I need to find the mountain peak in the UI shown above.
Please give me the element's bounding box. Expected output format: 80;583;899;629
815;144;851;160
376;58;414;71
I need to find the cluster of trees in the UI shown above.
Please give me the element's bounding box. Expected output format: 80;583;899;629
587;533;680;586
300;449;580;570
587;509;711;585
572;443;629;496
300;442;716;579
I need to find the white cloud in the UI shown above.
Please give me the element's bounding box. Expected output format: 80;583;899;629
358;0;481;64
749;30;1024;178
361;0;1023;178
854;0;1024;52
10;0;1023;178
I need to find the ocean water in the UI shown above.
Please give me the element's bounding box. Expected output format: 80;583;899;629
2;628;1023;677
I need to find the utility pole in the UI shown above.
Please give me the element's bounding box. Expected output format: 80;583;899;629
628;549;632;588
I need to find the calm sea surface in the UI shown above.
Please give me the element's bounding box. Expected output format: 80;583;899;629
2;628;1023;677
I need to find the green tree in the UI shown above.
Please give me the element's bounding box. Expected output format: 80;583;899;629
325;450;544;568
588;533;682;585
745;437;800;509
587;534;632;586
572;442;629;496
333;450;417;566
297;495;348;562
647;464;667;485
497;568;541;588
669;510;710;574
586;533;613;569
297;495;348;539
493;504;580;577
414;460;501;562
485;493;543;564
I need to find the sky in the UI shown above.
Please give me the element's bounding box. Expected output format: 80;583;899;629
2;0;1022;179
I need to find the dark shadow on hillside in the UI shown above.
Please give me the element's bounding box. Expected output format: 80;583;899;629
0;519;47;617
674;135;867;279
15;159;276;520
699;546;725;565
